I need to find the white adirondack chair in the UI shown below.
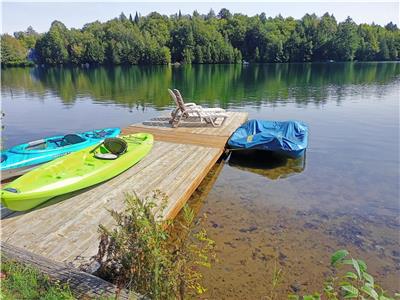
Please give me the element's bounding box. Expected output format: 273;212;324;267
169;89;228;128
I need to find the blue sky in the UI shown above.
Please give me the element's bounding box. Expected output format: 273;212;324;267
2;2;399;34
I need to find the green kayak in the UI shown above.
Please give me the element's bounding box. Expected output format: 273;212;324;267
1;133;153;211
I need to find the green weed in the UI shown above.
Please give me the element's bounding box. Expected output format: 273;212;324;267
0;259;75;300
94;192;216;299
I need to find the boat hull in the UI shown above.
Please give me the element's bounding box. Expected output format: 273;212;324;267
1;163;43;181
256;148;306;159
1;133;153;211
1;195;49;212
1;128;121;179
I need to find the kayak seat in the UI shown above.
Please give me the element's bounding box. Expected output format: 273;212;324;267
104;138;128;155
94;138;127;160
1;154;7;163
63;134;86;145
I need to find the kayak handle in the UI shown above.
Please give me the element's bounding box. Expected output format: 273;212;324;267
3;187;19;193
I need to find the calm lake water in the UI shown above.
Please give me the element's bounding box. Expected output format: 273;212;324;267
1;62;399;297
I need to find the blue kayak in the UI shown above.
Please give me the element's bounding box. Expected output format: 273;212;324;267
228;120;308;158
1;128;121;179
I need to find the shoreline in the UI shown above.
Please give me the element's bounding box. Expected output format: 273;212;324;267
2;60;400;69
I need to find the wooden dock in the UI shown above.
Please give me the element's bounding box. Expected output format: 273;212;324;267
1;112;247;268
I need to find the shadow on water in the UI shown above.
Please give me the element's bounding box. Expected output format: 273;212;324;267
170;160;225;244
228;149;306;180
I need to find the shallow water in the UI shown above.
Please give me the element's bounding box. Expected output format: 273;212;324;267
1;62;399;297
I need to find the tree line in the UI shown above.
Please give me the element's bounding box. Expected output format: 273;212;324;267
1;9;399;66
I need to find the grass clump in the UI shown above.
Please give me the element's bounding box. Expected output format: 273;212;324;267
289;249;400;300
93;192;216;299
0;259;75;300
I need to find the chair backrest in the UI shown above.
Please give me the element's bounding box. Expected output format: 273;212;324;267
168;89;179;107
173;89;187;112
104;137;128;155
63;134;86;145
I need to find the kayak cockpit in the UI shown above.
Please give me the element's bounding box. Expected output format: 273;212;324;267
94;138;128;160
25;139;47;150
47;134;86;148
23;134;87;152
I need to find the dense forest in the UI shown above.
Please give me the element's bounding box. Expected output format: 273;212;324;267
1;9;399;66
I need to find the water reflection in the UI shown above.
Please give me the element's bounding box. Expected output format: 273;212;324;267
228;150;306;180
2;62;399;108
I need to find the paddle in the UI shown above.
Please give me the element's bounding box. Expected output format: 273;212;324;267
89;142;104;154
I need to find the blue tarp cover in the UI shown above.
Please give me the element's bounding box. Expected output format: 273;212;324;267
228;120;308;157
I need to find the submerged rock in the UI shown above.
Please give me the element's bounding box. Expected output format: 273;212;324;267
303;222;318;230
239;225;258;233
290;283;301;293
279;252;287;261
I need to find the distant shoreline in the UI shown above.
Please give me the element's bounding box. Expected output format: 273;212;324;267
2;60;399;69
2;10;399;67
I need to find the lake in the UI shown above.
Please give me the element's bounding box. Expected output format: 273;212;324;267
1;62;399;297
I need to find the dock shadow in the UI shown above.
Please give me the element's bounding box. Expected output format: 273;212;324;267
169;160;225;242
228;149;306;180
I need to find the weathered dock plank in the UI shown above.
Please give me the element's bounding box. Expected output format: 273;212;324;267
1;242;139;299
1;111;248;267
123;111;248;147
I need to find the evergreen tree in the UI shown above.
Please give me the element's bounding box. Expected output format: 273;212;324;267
218;8;232;20
206;9;216;20
385;22;398;31
259;13;267;23
134;12;140;24
119;12;127;22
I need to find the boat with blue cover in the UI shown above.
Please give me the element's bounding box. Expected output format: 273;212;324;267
228;120;308;158
1;128;121;180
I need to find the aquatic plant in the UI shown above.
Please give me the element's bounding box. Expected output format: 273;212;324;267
289;249;400;300
93;192;216;299
266;258;284;300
